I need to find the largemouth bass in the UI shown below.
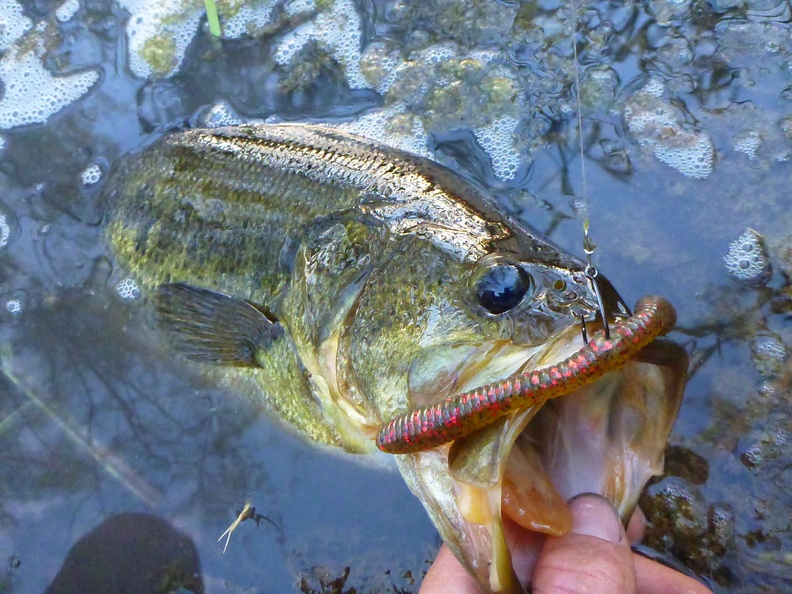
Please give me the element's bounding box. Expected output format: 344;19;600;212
104;124;687;593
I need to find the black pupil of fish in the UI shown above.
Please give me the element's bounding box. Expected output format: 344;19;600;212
475;264;532;314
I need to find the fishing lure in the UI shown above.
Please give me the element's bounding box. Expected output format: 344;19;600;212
376;295;676;454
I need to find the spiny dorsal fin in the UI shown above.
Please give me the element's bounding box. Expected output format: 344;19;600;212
154;283;283;367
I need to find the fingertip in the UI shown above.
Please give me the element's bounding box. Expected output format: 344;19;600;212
531;495;636;593
419;545;482;594
568;493;626;544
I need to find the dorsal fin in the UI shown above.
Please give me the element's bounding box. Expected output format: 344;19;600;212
154;283;283;367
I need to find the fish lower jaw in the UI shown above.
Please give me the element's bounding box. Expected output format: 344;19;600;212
457;477;567;594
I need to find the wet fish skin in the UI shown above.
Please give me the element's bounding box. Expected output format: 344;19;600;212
105;123;603;452
104;123;653;592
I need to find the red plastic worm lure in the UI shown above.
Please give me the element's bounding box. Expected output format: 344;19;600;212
376;295;676;454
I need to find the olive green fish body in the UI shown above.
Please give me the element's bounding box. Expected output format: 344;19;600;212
104;124;685;594
105;124;608;456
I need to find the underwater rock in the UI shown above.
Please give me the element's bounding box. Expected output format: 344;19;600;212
640;476;734;578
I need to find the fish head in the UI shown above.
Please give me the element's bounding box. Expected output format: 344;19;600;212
338;230;687;593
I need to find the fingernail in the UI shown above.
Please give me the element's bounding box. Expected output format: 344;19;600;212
568;493;624;543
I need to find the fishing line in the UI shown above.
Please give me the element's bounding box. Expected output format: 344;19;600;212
569;0;591;256
569;0;611;338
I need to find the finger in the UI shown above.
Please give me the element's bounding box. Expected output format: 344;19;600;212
532;494;637;594
626;506;647;545
418;544;482;594
502;515;547;585
633;552;715;594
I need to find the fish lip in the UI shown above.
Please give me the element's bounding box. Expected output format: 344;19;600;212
440;306;685;591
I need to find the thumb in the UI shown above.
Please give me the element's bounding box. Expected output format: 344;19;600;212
531;494;636;594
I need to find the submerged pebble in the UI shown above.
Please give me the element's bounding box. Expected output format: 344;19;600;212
641;476;734;578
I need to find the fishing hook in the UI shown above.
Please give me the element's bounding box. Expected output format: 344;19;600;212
583;264;611;341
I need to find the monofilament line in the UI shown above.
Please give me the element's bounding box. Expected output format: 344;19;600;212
569;0;593;264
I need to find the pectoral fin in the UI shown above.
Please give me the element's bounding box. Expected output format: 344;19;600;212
154;283;283;366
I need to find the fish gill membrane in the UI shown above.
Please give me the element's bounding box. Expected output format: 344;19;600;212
103;123;689;593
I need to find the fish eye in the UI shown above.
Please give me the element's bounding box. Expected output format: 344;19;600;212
472;261;533;315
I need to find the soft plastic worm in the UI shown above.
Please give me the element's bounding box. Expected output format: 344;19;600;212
376;296;676;454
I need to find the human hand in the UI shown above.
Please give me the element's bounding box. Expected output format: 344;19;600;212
419;494;714;594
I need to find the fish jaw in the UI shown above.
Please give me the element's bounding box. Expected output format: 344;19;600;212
392;320;688;592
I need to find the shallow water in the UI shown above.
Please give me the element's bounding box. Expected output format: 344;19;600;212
1;0;791;592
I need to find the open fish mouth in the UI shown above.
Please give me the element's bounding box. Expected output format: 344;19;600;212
383;296;688;592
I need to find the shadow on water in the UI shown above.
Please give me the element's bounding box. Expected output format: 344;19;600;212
1;0;792;592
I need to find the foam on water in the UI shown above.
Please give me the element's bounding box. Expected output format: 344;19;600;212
624;81;714;179
733;130;762;160
222;1;279;39
116;278;141;300
285;0;315;16
274;0;368;89
473;116;521;180
55;0;80;23
5;299;21;314
724;228;771;285
202;101;245;128
81;164;102;186
0;0;32;50
339;104;431;159
0;0;99;129
0;212;9;249
118;0;204;78
0;47;99;129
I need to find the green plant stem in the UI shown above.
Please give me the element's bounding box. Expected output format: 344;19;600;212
205;0;222;37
